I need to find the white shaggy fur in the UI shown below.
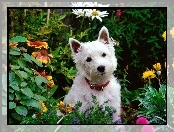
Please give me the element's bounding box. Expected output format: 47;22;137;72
60;26;121;122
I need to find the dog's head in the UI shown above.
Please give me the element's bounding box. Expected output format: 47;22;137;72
69;26;117;82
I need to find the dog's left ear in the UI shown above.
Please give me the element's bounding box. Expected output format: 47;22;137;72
98;26;110;44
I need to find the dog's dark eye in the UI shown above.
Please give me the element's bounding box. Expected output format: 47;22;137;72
102;53;106;57
86;57;92;62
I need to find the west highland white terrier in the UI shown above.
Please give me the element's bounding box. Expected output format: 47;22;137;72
60;26;121;123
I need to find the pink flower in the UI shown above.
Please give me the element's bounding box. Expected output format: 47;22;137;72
136;117;149;124
141;125;155;132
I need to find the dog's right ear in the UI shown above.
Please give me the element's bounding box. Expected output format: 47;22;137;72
69;38;82;53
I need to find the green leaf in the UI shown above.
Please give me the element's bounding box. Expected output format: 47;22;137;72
23;53;32;63
21;87;34;98
48;85;58;98
10;82;20;91
11;65;20;70
13;70;23;81
35;75;49;86
9;72;15;82
20;99;42;109
33;94;47;101
30;56;43;67
11;113;22;121
15;106;28;116
18;71;28;79
9;93;14;100
20;82;27;87
9;102;16;109
9;36;27;43
9;50;21;55
23;67;33;74
9;88;14;93
15;92;22;100
18;59;26;68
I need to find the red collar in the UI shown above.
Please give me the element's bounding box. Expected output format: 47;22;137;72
85;77;110;91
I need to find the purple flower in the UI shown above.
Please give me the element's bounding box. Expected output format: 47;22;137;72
20;111;25;116
73;117;79;123
116;118;122;124
100;105;104;109
73;105;77;110
85;113;89;118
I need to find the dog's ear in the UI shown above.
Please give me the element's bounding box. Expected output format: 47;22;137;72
69;38;82;53
98;26;110;44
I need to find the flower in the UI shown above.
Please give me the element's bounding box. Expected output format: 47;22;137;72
116;10;122;18
141;125;155;132
63;87;70;92
85;9;109;22
73;117;79;123
9;42;18;48
72;9;86;18
153;63;161;71
116;118;122;124
38;100;48;112
57;101;65;108
27;40;48;49
136;117;149;124
162;31;166;41
170;27;174;38
85;113;89;118
32;49;53;64
37;70;55;88
142;69;156;79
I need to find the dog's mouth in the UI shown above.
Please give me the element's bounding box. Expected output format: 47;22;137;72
100;72;106;76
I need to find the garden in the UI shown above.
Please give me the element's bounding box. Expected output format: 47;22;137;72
5;2;171;127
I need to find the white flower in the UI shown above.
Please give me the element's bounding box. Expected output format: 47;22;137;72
32;114;36;118
85;9;109;22
85;2;110;7
72;9;86;18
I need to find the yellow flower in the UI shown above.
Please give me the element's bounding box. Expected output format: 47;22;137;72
38;100;48;112
162;31;166;41
153;63;161;71
57;101;65;108
63;87;70;92
170;27;174;38
142;69;156;79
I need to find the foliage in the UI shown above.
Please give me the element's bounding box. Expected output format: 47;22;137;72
134;84;166;124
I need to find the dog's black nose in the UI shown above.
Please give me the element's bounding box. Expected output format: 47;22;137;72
97;65;105;73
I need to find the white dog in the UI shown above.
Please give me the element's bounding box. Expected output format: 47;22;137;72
61;26;121;123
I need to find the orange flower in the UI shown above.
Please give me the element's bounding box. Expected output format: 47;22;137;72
57;101;65;107
32;49;53;64
57;101;74;114
27;40;48;49
9;42;18;48
38;70;55;88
